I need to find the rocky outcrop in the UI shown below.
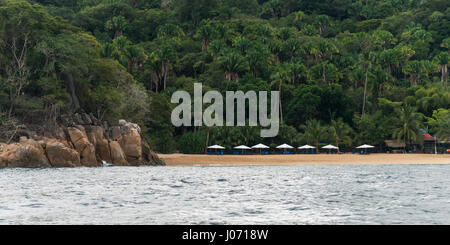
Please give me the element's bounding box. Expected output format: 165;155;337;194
109;141;129;166
44;139;81;167
0;114;164;168
67;126;98;166
85;126;112;164
0;137;51;168
108;121;164;166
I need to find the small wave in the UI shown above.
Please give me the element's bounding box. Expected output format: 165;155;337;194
180;179;193;184
169;185;183;188
288;206;310;211
227;212;240;217
228;189;242;194
243;209;265;215
22;203;44;208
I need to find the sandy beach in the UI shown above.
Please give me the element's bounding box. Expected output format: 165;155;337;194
158;153;450;166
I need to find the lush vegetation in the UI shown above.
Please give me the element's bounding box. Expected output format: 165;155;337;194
0;0;449;152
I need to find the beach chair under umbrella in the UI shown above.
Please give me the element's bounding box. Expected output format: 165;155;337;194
322;144;339;154
298;144;316;154
234;145;251;154
356;144;375;154
251;143;270;154
276;143;294;154
207;145;226;154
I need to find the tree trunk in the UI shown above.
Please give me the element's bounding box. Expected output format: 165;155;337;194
443;64;448;85
64;73;81;111
322;63;327;84
204;127;210;154
279;81;283;123
362;65;368;115
162;60;169;90
404;134;407;154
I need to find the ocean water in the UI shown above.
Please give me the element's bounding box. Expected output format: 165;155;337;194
1;164;450;225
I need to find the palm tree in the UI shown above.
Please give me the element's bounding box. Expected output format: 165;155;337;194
112;36;131;53
105;16;128;38
100;43;117;58
358;53;372;115
289;61;306;84
270;64;291;123
124;45;146;74
157;43;176;90
300;119;328;152
146;52;164;92
219;52;248;82
196;23;215;52
434;52;449;84
403;60;422;86
157;24;185;40
232;36;251;56
430;109;450;141
313;15;331;36
371;65;390;96
328;118;353;152
392;105;423;153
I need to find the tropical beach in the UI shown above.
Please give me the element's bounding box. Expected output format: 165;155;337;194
160;153;450;166
1;0;450;231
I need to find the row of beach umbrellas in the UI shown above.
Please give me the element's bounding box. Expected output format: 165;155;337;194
208;143;375;151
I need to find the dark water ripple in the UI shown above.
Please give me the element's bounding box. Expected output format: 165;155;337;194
1;164;450;224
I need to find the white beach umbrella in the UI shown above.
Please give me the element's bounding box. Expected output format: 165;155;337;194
356;144;375;154
234;145;251;150
322;144;339;149
298;144;316;153
208;144;226;149
276;143;294;149
356;144;375;149
207;144;225;154
234;145;251;154
298;144;316;149
251;143;270;149
252;143;270;154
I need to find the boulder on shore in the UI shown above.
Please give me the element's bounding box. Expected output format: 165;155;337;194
109;141;129;166
117;123;142;165
0;138;51;168
85;126;112;164
67;126;99;167
44;139;81;167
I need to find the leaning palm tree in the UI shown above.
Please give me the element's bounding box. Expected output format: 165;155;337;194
392;105;423;153
300;119;328;152
329;118;353;152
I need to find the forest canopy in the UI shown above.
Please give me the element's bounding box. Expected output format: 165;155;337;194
0;0;449;153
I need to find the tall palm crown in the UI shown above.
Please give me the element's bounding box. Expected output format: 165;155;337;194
300;119;328;152
219;52;248;82
329;118;353;150
392;105;423;150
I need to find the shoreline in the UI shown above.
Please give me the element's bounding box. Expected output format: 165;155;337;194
158;153;450;166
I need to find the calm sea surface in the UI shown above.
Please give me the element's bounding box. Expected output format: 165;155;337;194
1;164;450;224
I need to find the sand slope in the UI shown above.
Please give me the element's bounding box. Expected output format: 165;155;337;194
159;153;450;166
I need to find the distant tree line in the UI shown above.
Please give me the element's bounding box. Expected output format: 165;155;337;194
0;0;449;153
